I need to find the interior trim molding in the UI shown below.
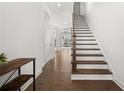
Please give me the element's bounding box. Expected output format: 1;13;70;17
113;77;124;90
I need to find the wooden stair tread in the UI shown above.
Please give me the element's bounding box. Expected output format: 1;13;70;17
74;27;90;29
72;54;103;56
73;27;91;30
74;23;89;24
76;39;96;41
72;35;94;37
74;29;90;31
72;61;107;64
74;25;88;26
75;33;92;34
74;23;89;25
74;24;88;25
75;43;98;45
0;75;33;91
74;22;87;23
75;35;94;37
74;27;89;29
71;48;100;50
74;29;91;30
71;29;90;30
72;69;112;74
74;26;89;27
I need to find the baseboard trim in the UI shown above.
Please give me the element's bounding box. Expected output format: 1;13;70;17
113;77;124;90
21;57;54;91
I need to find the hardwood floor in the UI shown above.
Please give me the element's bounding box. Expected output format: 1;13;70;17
26;48;122;91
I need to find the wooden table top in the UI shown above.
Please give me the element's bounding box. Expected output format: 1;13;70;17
0;58;35;76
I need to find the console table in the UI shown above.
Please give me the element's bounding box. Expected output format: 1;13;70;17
0;58;36;91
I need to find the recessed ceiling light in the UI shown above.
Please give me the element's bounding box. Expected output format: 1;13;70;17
57;3;61;7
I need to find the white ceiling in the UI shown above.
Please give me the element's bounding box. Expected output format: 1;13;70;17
47;2;73;29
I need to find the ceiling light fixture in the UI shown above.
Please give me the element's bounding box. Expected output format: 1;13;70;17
57;3;61;7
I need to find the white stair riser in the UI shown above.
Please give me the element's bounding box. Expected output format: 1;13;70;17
74;21;86;22
74;17;84;18
76;50;102;54
75;17;85;18
74;21;87;23
71;74;112;80
74;23;87;24
74;24;88;26
75;24;88;25
74;20;85;21
74;31;91;33
74;20;86;21
74;18;84;19
76;45;99;48
76;37;95;40
74;29;91;30
74;19;85;20
76;41;97;44
77;64;108;69
76;57;105;61
74;26;89;28
76;34;93;36
74;24;87;25
74;22;88;25
75;27;89;28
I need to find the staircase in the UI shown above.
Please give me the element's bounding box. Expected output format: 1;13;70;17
71;3;113;80
73;2;80;15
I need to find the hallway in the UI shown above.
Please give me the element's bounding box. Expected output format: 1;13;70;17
0;2;124;91
26;48;122;91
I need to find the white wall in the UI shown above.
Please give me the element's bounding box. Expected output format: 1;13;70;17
81;2;124;88
0;2;55;89
80;2;85;15
47;2;73;29
0;6;3;51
